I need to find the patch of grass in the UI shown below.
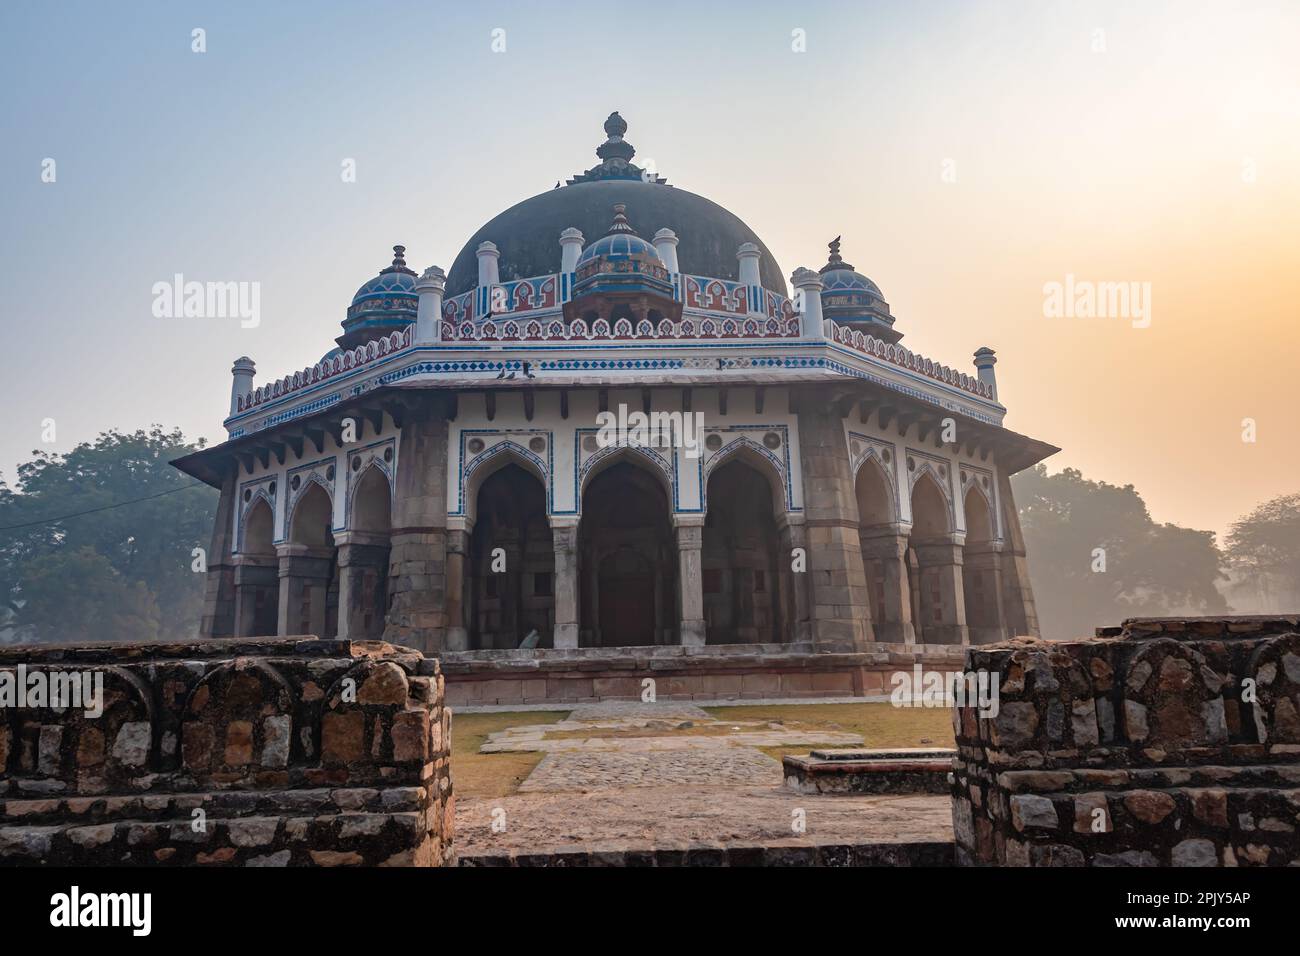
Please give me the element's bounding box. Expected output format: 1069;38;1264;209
451;710;569;799
702;702;954;764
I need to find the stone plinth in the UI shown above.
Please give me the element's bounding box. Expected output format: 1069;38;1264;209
951;616;1300;867
0;637;453;867
784;748;956;795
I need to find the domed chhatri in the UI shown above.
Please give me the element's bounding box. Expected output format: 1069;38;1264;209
576;204;663;265
445;115;785;295
817;237;898;343
340;245;419;349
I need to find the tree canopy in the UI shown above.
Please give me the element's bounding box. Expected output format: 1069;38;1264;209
1012;465;1228;640
1225;493;1300;581
0;426;216;644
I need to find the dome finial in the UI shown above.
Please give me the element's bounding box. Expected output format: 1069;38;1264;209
380;244;416;276
606;203;636;236
820;235;855;274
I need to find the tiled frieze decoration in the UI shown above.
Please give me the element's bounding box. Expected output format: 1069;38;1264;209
952;617;1300;867
0;637;454;867
455;429;554;517
699;425;797;513
441;313;801;343
343;438;396;531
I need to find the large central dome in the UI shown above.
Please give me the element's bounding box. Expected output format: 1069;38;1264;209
445;114;786;296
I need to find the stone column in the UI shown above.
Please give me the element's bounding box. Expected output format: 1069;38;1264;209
996;472;1041;637
276;545;334;637
233;558;278;637
795;400;875;650
383;396;453;653
551;521;579;649
963;545;1007;645
335;533;391;641
912;537;969;646
860;529;916;644
675;517;706;647
200;467;239;638
444;528;469;651
777;518;812;644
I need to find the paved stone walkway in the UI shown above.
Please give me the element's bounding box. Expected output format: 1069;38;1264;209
457;700;952;856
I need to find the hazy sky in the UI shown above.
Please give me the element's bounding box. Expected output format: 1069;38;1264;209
2;0;1297;542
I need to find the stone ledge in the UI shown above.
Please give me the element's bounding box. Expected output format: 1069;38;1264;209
458;839;953;867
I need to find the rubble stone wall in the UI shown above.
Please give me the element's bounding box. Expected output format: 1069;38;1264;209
952;616;1300;866
0;637;453;866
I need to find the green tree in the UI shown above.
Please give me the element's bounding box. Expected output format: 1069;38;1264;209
1225;493;1300;582
1012;465;1227;640
0;426;216;644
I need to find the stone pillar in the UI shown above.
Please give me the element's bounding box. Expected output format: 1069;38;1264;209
963;547;1007;645
444;528;469;651
777;516;812;644
912;537;969;645
384;397;452;653
974;347;998;401
996;472;1040;637
675;517;706;647
335;533;391;641
551;521;579;648
199;467;239;638
859;529;916;644
233;559;278;637
795;400;875;650
476;241;500;287
276;545;333;637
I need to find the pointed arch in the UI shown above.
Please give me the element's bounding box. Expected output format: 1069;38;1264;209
963;482;995;545
288;481;335;548
703;436;789;516
909;469;952;539
854;454;897;529
579;442;674;509
239;494;276;555
462;439;549;525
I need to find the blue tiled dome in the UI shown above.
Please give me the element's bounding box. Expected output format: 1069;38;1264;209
339;246;418;348
821;268;883;299
577;231;661;265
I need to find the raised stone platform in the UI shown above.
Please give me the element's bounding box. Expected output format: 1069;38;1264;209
0;637;454;866
784;748;956;795
441;642;969;707
952;616;1300;867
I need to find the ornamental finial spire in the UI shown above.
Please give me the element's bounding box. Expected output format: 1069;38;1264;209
819;235;855;274
606;203;636;236
382;244;416;276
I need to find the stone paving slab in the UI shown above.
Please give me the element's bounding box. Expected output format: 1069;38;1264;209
519;748;783;792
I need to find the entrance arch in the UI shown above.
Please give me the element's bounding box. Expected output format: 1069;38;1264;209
235;497;279;637
578;459;675;647
907;470;967;644
702;457;786;644
962;483;1005;643
467;463;554;649
339;465;392;640
855;457;913;643
282;482;338;637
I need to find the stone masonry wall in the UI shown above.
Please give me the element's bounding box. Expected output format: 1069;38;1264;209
952;616;1300;866
0;637;453;866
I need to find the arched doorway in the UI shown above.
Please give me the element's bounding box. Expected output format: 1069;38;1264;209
856;458;913;643
908;470;966;644
579;459;675;647
340;466;392;640
283;482;338;637
236;497;279;637
467;463;553;649
962;484;1005;644
703;457;785;644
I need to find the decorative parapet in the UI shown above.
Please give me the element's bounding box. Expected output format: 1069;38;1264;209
952;616;1300;867
0;636;454;867
440;313;801;343
829;321;994;399
235;328;411;414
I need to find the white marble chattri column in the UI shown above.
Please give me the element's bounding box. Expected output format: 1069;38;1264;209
653;228;680;273
675;516;706;646
229;356;255;417
560;228;584;275
414;265;446;345
791;268;826;339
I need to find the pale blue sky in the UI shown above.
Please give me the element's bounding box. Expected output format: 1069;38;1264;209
3;0;1298;539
